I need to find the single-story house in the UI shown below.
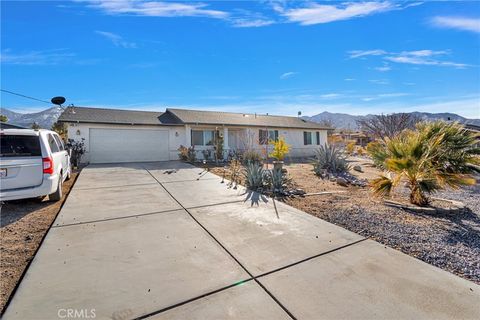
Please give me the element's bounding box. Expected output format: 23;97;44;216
58;106;330;164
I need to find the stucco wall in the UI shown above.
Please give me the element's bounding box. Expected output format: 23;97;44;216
66;122;327;163
66;123;186;163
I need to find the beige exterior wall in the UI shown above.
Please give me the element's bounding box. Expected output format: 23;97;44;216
66;122;327;163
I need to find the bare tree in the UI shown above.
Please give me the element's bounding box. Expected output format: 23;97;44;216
357;113;420;139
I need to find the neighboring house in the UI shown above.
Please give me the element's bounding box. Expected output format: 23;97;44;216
58;107;330;164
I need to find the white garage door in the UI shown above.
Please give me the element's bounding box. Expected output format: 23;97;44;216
89;128;170;163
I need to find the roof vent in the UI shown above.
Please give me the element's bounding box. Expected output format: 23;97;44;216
243;114;249;117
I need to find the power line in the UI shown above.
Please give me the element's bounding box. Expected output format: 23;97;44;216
1;89;52;105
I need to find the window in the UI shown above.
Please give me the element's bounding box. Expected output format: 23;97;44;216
303;132;312;145
0;135;41;157
316;132;320;145
47;134;60;153
259;129;278;145
54;135;65;151
191;130;215;146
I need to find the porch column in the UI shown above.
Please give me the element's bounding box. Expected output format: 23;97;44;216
185;125;192;146
223;127;229;157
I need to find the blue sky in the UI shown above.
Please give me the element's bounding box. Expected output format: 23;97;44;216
1;1;480;118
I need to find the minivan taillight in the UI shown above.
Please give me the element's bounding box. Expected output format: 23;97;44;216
43;157;54;174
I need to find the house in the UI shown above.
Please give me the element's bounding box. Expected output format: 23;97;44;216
58;106;330;164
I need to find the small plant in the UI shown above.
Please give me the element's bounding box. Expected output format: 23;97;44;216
178;145;196;163
345;141;356;155
202;149;212;161
242;149;262;165
313;144;350;176
244;162;266;190
269;137;290;161
227;159;243;188
214;132;224;162
270;168;285;193
66;138;86;168
357;146;365;156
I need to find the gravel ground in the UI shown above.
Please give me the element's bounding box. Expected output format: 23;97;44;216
204;161;480;284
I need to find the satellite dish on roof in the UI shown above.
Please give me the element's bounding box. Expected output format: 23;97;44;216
51;96;66;106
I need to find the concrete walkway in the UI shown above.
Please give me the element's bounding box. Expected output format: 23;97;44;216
4;161;479;320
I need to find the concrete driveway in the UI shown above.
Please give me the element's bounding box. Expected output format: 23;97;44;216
3;161;479;320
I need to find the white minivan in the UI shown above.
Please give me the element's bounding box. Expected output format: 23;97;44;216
0;129;71;201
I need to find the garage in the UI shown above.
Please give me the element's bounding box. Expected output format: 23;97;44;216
89;128;169;163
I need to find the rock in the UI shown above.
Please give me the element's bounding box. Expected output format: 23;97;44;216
336;177;349;187
294;188;306;195
330;177;336;182
353;165;363;172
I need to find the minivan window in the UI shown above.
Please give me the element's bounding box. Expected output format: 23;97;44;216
53;135;65;151
47;134;60;153
0;135;42;157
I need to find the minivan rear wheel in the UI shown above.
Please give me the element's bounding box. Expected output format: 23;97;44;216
49;177;63;201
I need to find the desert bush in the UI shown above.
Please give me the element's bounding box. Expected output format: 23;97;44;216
357;146;365;156
370;121;480;206
244;162;266;190
66;138;86;168
178;145;196;163
345;141;356;154
269;137;290;161
313;144;350;175
242;149;262;165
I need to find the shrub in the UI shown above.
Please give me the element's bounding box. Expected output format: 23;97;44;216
269;137;290;161
370;121;480;206
66;138;86;168
178;145;196;163
313;144;350;176
242;149;262;165
244;162;266;190
357;147;365;156
345;141;356;154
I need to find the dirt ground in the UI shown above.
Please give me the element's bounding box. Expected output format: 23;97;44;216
0;171;79;312
204;158;480;284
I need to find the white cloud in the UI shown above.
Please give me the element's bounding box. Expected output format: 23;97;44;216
344;78;356;81
279;1;394;25
95;31;137;48
369;79;389;85
349;48;470;68
375;65;391;72
231;18;275;28
348;49;387;58
280;71;297;80
0;49;75;65
86;0;228;19
320;93;341;99
431;16;480;33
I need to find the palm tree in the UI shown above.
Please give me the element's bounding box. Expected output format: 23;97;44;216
369;121;479;206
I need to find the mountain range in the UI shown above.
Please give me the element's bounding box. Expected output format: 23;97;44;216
0;106;479;130
304;111;480;130
0;106;65;129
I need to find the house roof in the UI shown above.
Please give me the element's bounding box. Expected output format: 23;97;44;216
58;106;330;130
166;108;329;129
58;106;179;126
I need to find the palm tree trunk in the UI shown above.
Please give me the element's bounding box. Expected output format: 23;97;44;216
410;184;429;206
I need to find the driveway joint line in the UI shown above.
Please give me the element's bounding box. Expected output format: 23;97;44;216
255;238;368;279
135;278;255;319
143;166;298;320
184;199;248;210
160;177;220;184
51;208;183;229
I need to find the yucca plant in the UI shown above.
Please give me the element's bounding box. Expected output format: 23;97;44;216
369;121;479;206
244;162;266;190
313;144;350;175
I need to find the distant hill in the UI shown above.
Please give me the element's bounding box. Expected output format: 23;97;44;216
0;106;65;129
305;111;480;130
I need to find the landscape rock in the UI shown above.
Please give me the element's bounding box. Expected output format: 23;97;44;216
353;165;363;172
336;177;349;187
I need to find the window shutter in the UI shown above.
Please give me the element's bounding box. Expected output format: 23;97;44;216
316;132;320;145
274;130;279;141
303;132;307;145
